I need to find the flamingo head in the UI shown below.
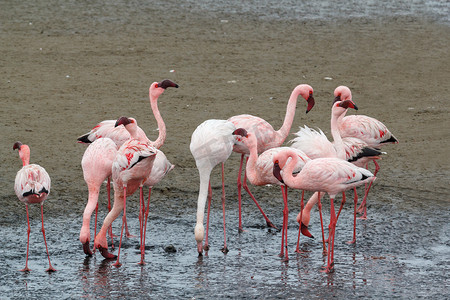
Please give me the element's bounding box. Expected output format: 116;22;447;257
115;116;138;127
232;128;248;138
296;84;315;113
332;99;358;117
194;223;205;255
333;85;352;104
272;160;284;184
13;141;23;150
150;79;179;100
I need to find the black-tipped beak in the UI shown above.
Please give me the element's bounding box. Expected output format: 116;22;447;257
333;95;341;104
158;79;179;89
13;141;23;150
273;162;284;184
306;94;315;114
115;116;131;127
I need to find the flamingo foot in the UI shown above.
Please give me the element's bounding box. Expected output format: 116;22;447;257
137;260;146;265
357;215;367;220
112;261;122;268
20;267;31;272
97;245;117;259
126;233;137;238
46;266;57;272
300;223;314;238
83;242;93;256
238;227;247;233
221;247;229;254
203;244;210;251
347;239;356;244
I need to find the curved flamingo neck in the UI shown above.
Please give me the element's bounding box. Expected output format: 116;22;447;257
331;110;346;160
277;88;302;140
281;152;300;188
243;134;260;185
149;90;166;149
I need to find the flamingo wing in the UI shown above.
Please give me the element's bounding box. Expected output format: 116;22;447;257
339;115;397;147
14;164;51;204
290;125;336;159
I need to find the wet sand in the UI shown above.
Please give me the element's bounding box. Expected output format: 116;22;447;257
0;1;449;298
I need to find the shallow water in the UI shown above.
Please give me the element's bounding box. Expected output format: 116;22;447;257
1;182;449;299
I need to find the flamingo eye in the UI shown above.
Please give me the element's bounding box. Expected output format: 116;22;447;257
155;83;159;88
309;90;313;95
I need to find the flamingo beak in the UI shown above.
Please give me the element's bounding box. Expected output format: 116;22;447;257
301;222;314;238
115;116;131;127
157;79;179;89
197;242;203;256
306;94;315;113
83;242;93;256
273;163;284;184
333;95;341;104
97;245;117;259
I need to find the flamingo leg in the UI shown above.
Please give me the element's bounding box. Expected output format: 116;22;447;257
357;160;380;218
237;154;245;232
326;197;337;273
348;188;358;244
221;163;229;254
336;192;346;220
138;186;145;264
20;205;31;272
242;169;278;230
41;205;56;272
141;187;152;264
295;190;305;253
204;182;212;252
113;186;127;267
317;193;327;255
92;202;98;254
282;186;289;261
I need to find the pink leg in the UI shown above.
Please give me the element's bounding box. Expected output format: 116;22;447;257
21;205;31;272
295;190;305;253
279;186;286;258
242;169;278;230
140;188;152;264
348;188;358;244
357;160;380;217
113;186;127;267
326;197;337;273
317;193;327;255
282;186;289;261
204;182;212;252
138;186;145;264
41;205;56;272
91;202;98;253
237;154;245;232
107;177;115;246
221;163;229;253
336;192;346;220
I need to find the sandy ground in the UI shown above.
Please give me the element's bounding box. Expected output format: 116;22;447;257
1;3;449;213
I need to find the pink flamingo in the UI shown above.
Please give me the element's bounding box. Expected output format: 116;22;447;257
239;131;310;261
94;138;157;267
334;86;398;218
79;137;117;256
228;84;315;232
115;116;175;264
272;149;375;272
77;80;177;238
13;141;56;272
190;119;248;255
290;100;383;247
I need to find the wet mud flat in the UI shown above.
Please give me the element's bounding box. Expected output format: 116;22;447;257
1;0;449;299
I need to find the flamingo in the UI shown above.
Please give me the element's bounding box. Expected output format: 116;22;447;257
272;149;375;272
290;100;383;248
239;131;310;261
228;83;315;232
190;119;247;255
334;86;398;218
79;137;117;256
94;138;157;267
114;116;175;264
77;79;178;238
13;142;56;272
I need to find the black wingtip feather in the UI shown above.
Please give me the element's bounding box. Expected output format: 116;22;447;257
77;134;92;144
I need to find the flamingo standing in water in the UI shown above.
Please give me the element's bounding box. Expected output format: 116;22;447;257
77;80;178;239
114;116;174;264
94;137;157;267
190;119;248;255
334;86;398;218
13;142;56;272
228;84;315;232
290;100;383;248
272;149;375;272
239;131;310;261
79;137;117;256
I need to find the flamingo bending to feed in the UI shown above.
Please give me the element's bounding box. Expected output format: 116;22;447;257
273;149;375;272
239;131;310;261
13;142;56;272
334;86;398;218
228;84;315;232
77;80;177;239
290;100;383;247
79;137;117;256
94;136;157;266
190;119;248;255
